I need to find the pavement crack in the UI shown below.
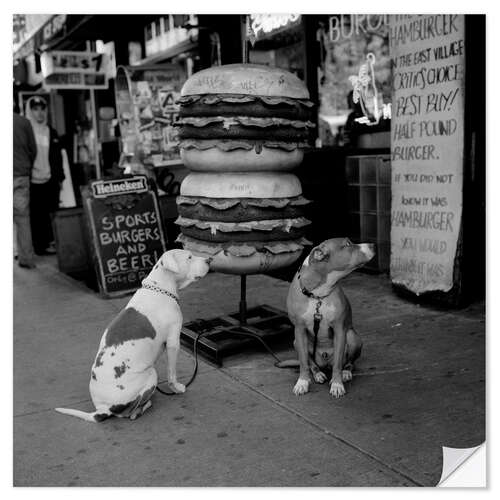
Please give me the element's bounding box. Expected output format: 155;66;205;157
219;367;423;487
354;367;411;377
15;399;92;418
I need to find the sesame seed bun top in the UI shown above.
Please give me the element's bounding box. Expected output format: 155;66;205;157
181;64;310;100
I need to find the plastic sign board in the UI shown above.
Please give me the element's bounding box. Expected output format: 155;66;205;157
389;15;465;295
41;50;109;89
91;177;149;198
82;176;167;297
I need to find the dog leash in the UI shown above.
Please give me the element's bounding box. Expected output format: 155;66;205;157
141;282;285;395
156;325;287;396
297;266;335;365
141;279;306;396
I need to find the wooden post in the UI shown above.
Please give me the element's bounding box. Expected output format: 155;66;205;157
87;41;102;179
89;88;102;179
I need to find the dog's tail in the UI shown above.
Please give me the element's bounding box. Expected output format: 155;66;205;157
275;359;300;368
55;407;112;422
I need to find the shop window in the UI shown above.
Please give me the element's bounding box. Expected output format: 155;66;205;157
317;14;392;148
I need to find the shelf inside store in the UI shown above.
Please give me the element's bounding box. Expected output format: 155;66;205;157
346;153;391;273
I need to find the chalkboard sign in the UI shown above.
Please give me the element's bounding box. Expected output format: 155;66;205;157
82;175;167;297
389;15;465;295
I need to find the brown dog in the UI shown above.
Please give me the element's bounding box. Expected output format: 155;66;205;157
286;238;375;398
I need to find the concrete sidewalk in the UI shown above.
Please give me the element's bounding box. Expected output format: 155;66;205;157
13;257;485;486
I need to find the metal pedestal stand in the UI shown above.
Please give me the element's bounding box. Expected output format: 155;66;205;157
180;274;293;366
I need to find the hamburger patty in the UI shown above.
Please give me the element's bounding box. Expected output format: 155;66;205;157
177;232;311;254
177;202;306;222
178;123;311;142
180;225;307;243
179;96;314;121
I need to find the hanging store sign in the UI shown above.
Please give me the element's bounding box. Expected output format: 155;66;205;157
40;50;110;89
389;15;465;295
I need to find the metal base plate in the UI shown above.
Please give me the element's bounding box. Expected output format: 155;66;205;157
180;305;293;366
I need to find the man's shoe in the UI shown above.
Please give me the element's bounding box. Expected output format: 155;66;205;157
44;242;57;255
18;262;36;269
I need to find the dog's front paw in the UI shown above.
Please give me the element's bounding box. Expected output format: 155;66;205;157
313;371;328;384
329;381;346;398
168;381;186;394
293;377;310;396
342;370;352;382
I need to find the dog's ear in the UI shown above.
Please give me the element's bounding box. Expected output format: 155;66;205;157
160;253;180;274
310;246;329;263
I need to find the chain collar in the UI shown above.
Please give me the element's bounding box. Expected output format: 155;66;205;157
141;280;179;306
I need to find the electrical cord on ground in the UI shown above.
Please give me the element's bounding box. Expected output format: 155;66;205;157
156;329;293;396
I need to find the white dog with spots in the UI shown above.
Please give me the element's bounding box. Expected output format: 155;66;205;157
55;249;211;422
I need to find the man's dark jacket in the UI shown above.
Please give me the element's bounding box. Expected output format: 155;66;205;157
48;126;64;183
13;113;37;177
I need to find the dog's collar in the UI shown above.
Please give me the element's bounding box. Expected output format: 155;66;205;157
141;280;179;306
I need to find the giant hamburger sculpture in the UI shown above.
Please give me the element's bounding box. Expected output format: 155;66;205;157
175;64;313;274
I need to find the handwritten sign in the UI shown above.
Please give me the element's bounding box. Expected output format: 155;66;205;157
82;176;167;297
389;15;465;294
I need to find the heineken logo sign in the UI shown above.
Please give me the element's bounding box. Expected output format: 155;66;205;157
91;176;149;198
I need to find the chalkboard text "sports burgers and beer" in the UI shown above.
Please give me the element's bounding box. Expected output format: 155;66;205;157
83;175;167;296
99;211;161;273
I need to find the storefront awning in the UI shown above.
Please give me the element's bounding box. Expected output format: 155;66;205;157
14;14;158;59
14;15;73;60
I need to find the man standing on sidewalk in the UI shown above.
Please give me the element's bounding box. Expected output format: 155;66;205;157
13;106;37;269
25;96;64;256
